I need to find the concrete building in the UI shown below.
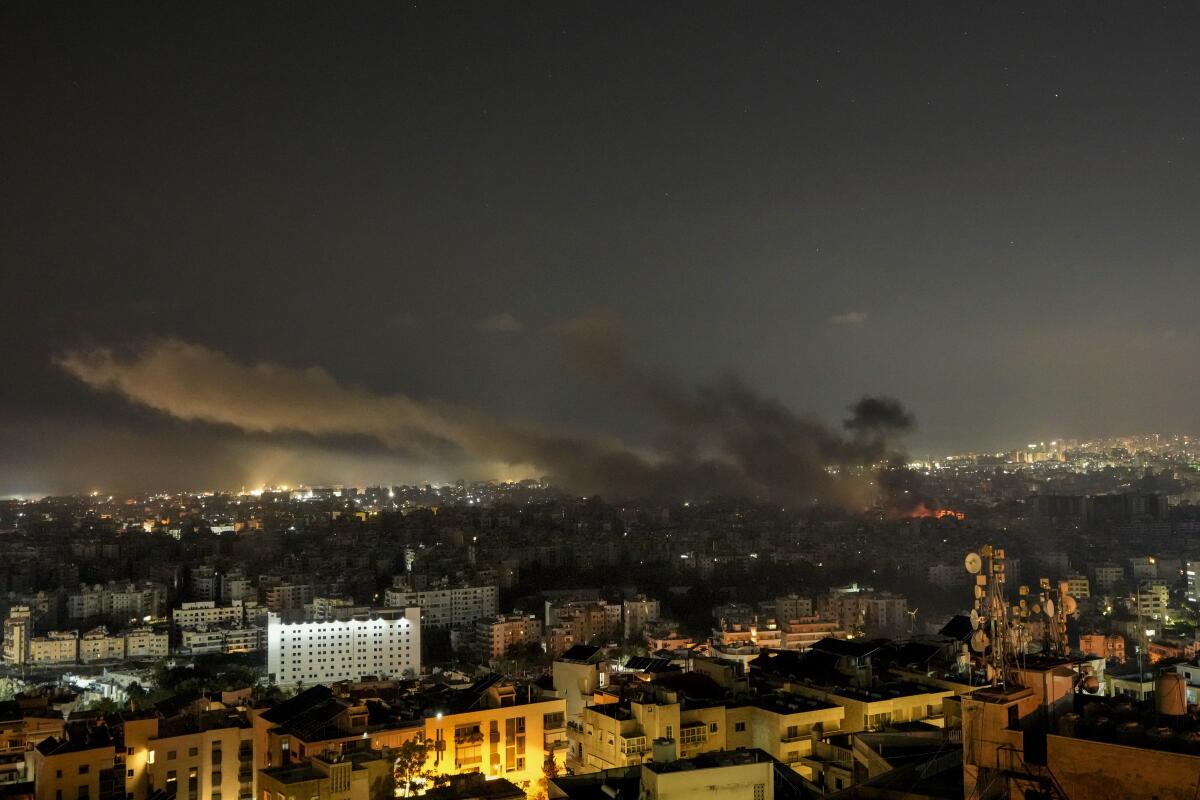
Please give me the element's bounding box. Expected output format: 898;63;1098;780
382;583;498;629
258;750;388;800
253;678;566;792
773;595;813;622
554;750;779;800
578;687;843;778
1078;633;1125;663
120;707;255;800
817;588;908;638
622;596;660;640
29;631;78;665
1066;574;1090;598
78;627;125;663
179;624;266;656
545;600;621;647
0;700;64;786
474;615;542;660
2;605;32;665
124;628;170;659
172;601;245;630
265;584;313;613
66;582;163;623
1137;581;1169;621
31;727;119;800
266;608;420;686
1092;563;1125;593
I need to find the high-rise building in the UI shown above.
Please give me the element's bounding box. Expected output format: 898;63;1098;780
266;608;420;686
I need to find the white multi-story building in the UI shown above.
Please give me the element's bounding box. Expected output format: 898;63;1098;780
267;607;420;686
172;601;245;629
382;583;498;628
1066;575;1091;599
67;582;164;622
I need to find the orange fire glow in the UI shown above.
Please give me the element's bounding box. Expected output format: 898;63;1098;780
904;503;965;520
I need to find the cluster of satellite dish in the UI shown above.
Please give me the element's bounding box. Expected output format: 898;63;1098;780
962;545;1008;682
962;544;1083;686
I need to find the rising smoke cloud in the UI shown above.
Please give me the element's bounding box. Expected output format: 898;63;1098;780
57;328;916;505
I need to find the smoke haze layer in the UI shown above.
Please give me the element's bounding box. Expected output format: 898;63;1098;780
57;334;915;504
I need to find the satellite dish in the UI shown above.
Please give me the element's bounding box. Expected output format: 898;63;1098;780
1083;675;1100;693
986;664;997;682
1019;598;1028;609
964;552;982;574
974;585;985;600
1019;585;1030;596
970;630;989;653
970;609;980;630
1044;599;1055;617
1032;603;1041;615
1063;596;1078;615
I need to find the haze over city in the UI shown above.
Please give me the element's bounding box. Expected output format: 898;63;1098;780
7;3;1200;496
8;6;1200;800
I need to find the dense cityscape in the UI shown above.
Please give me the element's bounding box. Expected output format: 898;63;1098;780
0;433;1199;797
9;1;1200;798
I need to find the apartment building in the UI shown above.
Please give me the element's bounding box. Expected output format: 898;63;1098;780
266;608;420;686
253;677;567;791
31;727;120;800
621;597;660;640
78;628;125;663
122;707;255;800
474;615;542;660
382;583;498;629
578;687;843;777
3;606;32;665
258;750;388;800
179;625;266;656
66;583;164;623
173;602;245;630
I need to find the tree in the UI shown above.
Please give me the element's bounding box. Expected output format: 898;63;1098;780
79;697;123;714
392;737;434;797
531;754;560;800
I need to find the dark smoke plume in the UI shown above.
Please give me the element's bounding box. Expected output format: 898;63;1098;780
59;322;918;505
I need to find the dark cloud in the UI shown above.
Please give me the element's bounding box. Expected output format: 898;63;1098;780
844;396;917;437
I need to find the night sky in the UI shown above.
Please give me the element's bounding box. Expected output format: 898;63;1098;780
5;2;1200;495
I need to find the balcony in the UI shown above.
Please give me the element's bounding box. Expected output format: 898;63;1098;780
619;739;649;756
780;734;808;744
